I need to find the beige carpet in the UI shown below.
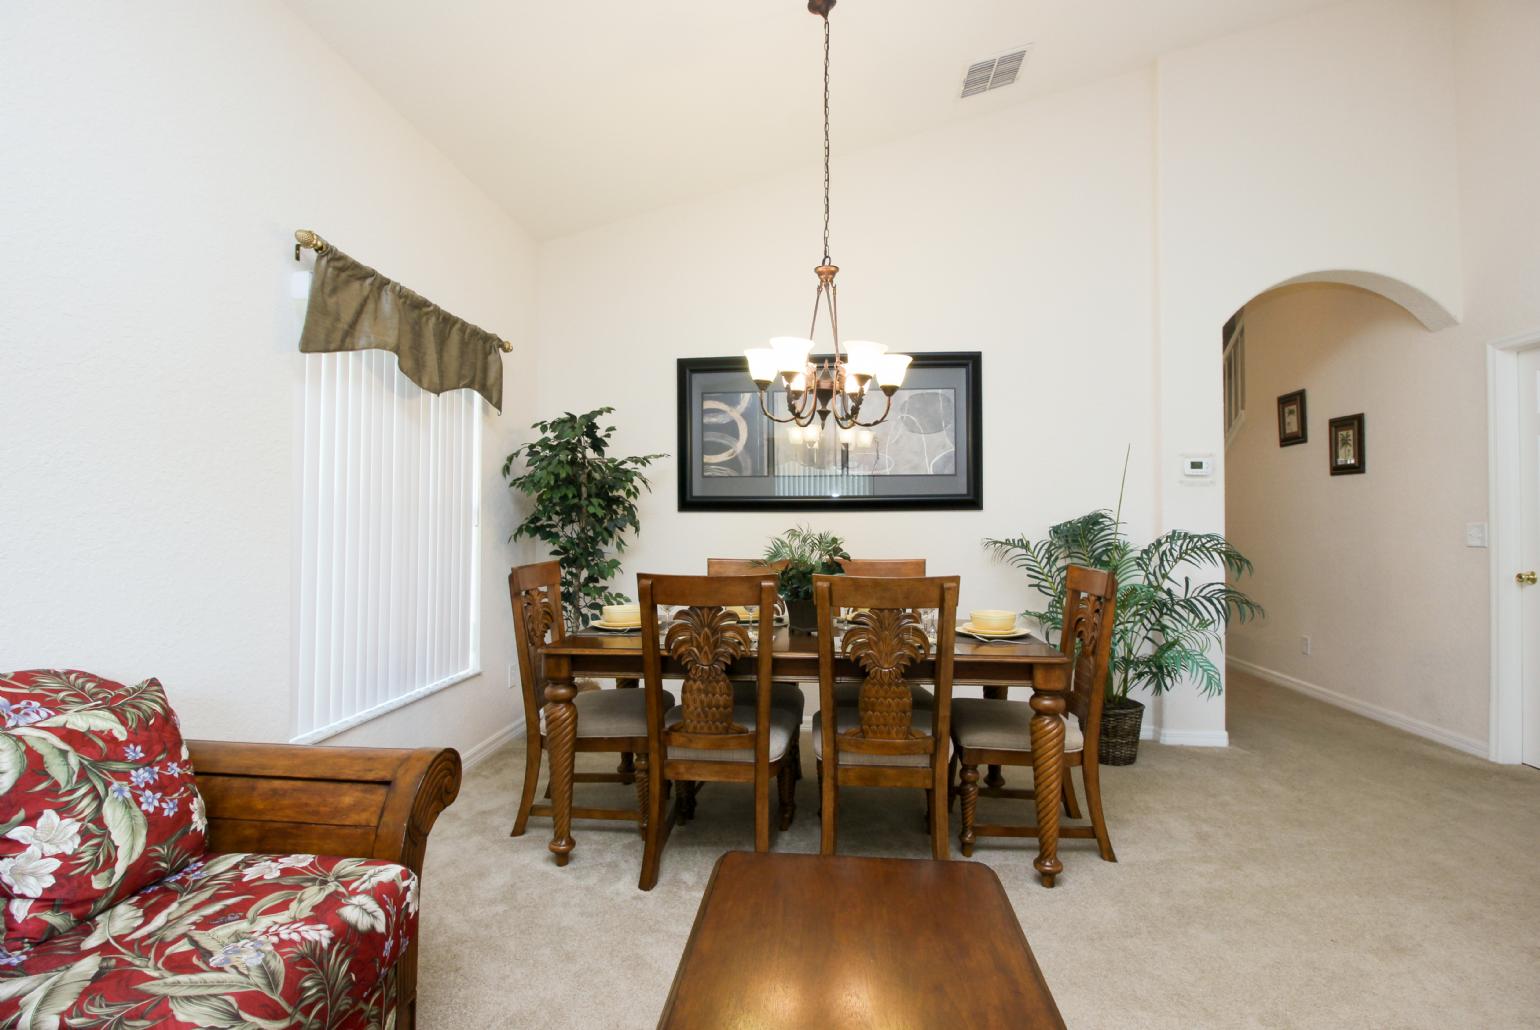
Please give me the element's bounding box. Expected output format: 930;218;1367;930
416;671;1540;1028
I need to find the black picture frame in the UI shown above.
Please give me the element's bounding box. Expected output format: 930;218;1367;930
676;352;983;511
1277;389;1307;446
1328;413;1365;475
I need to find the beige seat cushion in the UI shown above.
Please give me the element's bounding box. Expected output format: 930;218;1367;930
729;680;806;722
831;681;935;710
950;697;1084;753
539;687;672;739
811;708;934;768
663;704;798;763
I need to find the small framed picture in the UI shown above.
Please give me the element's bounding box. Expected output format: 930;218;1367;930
1276;389;1307;446
1328;413;1365;475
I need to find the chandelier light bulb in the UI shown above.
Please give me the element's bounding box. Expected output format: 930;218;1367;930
843;340;887;379
746;348;779;384
876;353;912;389
770;337;815;375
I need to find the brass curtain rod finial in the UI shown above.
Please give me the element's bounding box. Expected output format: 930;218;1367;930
294;228;329;261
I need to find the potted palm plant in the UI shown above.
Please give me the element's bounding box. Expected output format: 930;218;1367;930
503;407;663;631
756;526;849;632
984;507;1261;765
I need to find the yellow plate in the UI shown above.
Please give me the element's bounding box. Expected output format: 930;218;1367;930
959;622;1029;639
725;605;762;622
591;619;641;631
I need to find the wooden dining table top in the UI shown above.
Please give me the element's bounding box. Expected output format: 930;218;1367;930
543;625;1067;683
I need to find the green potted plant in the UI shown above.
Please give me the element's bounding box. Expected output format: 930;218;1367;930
983;506;1261;765
503;407;663;632
756;525;850;632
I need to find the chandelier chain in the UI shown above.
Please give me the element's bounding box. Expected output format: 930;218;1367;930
822;15;831;266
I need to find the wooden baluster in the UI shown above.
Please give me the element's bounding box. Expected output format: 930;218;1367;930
1028;686;1067;887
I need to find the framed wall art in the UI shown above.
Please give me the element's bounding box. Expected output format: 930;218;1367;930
1277;389;1307;446
676;352;982;511
1328;412;1365;475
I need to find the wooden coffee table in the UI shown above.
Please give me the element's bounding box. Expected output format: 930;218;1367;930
658;851;1065;1029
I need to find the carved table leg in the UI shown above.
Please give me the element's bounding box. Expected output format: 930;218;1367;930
1029;689;1067;887
959;763;979;857
616;677;638;780
983;686;1007;788
543;666;578;866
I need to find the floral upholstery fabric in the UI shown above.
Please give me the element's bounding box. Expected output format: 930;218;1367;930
0;670;207;947
0;852;416;1030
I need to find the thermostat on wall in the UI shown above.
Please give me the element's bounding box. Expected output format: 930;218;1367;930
1180;453;1215;481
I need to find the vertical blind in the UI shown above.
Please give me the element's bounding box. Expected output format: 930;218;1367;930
295;349;481;743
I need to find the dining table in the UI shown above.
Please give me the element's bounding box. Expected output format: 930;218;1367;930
538;624;1074;887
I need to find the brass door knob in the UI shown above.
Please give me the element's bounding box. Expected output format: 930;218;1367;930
1519;571;1539;586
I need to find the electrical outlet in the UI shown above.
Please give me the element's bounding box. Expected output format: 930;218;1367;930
1300;635;1311;656
509;663;518;688
1465;522;1488;548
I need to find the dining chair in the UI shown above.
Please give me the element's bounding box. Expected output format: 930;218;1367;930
951;564;1118;864
637;573;798;891
812;573;960;860
831;557;935;712
836;557;928;577
508;561;673;841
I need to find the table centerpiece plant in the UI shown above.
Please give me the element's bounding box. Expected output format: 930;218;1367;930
982;467;1262;764
503;407;663;632
756;525;850;632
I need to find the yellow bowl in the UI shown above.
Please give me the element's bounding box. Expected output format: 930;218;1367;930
601;604;640;627
969;609;1017;633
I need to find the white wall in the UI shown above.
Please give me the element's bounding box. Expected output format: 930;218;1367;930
0;3;537;757
536;71;1161;703
1225;284;1490;752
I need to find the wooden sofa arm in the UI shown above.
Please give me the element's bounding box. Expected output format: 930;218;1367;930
187;740;462;876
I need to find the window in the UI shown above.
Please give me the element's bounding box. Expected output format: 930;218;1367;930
294;349;481;743
1222;313;1246;442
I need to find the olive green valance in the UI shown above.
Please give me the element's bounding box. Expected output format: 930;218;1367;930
298;244;504;411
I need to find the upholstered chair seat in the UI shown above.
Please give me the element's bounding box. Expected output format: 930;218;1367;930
811;708;933;767
538;687;674;738
949;698;1085;753
662;704;798;763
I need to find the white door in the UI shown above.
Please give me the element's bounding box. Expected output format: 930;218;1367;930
1522;348;1540;768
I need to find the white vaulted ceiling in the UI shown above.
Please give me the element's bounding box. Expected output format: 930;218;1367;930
286;0;1337;238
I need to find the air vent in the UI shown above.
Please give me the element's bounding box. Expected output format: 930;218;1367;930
960;46;1031;98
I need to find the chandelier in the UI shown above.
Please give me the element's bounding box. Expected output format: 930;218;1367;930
744;0;911;431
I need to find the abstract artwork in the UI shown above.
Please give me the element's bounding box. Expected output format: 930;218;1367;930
677;353;982;511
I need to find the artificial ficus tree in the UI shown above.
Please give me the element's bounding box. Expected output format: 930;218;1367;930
503;407;663;631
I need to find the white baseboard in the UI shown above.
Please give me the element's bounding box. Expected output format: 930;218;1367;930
1229;658;1487;758
1158;728;1228;747
461;719;521;770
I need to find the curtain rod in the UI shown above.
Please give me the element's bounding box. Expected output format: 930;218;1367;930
293;229;514;353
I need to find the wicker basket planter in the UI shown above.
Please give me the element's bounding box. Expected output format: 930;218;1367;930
1099;697;1145;766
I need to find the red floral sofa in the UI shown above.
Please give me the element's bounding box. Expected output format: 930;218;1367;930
0;670;460;1029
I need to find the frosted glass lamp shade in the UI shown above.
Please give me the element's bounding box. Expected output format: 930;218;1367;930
770;337;815;375
787;372;808;394
745;348;779;383
876;353;913;388
843;340;887;378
